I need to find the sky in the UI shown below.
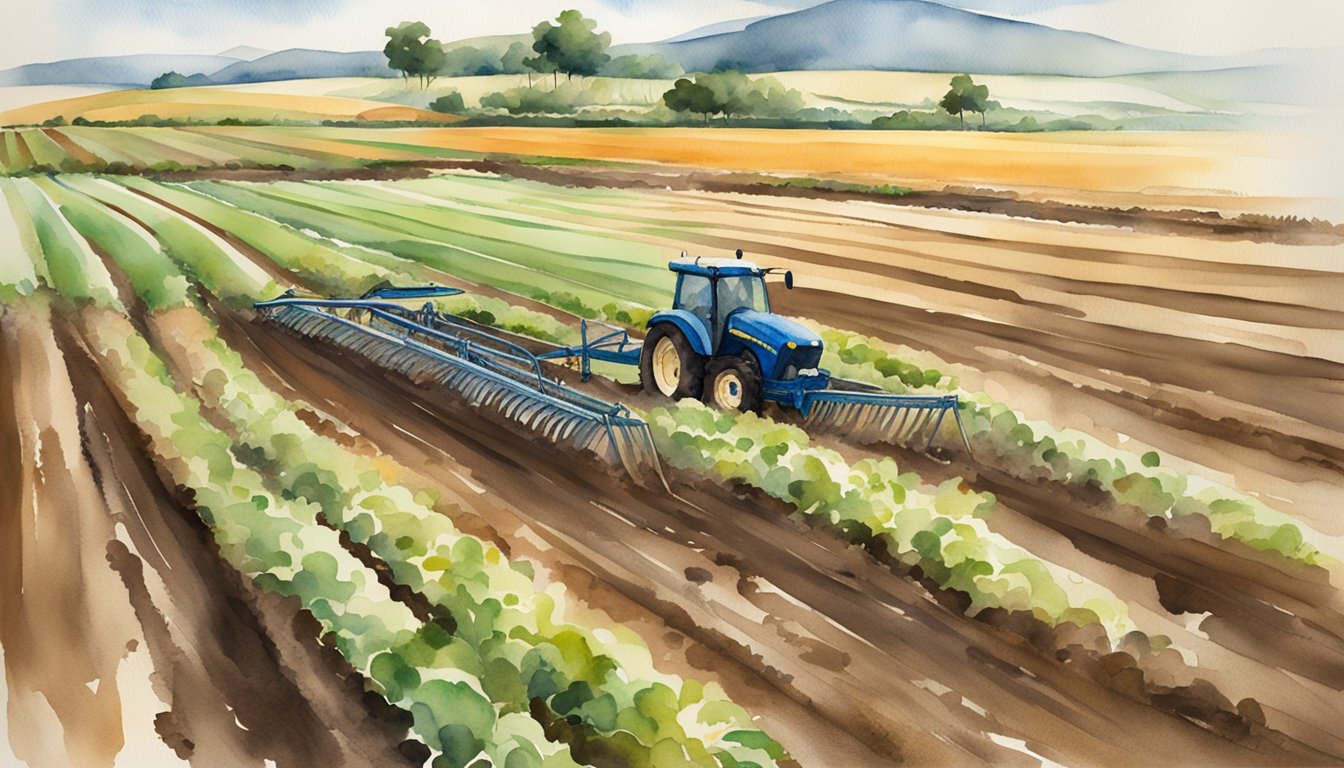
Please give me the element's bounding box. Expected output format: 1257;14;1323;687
2;0;1341;70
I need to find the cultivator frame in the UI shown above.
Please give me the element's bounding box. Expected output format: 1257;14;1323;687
254;287;664;482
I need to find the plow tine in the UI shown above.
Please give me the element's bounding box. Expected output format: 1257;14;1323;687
262;303;668;486
801;384;972;456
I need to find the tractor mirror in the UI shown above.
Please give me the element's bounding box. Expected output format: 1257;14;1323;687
735;248;743;259
784;271;794;290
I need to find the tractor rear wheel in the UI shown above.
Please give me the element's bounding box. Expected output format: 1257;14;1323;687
704;355;763;413
640;324;705;399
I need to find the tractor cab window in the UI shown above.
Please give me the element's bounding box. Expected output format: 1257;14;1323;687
675;274;714;333
715;276;768;331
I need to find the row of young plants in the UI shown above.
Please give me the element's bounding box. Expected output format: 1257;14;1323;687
113;177;594;344
797;319;1328;566
83;307;576;768
645;401;1141;645
180;177;666;319
26;172;787;767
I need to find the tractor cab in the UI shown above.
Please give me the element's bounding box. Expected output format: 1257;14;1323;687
669;257;772;352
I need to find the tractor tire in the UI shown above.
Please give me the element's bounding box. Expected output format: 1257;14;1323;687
703;355;763;413
640;324;705;399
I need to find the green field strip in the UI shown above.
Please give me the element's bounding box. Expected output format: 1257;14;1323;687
166;128;329;169
0;178;42;297
389;175;694;233
58;127;144;166
150;127;255;163
3;132;26;173
392;176;712;243
200;127;370;167
0;131;12;173
323;137;484;161
7;177;121;307
61;176;274;304
267;180;671;306
18;129;71;168
413;177;724;236
177;127;356;169
317;179;673;268
75;127;213;167
9;131;36;170
185;180;646;310
116;177;395;296
35;177;191;310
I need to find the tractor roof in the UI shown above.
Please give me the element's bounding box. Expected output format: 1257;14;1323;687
668;257;763;278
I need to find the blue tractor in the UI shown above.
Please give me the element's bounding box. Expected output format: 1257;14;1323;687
546;250;970;452
640;251;819;412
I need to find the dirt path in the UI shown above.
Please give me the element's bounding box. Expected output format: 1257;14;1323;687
219;306;1334;767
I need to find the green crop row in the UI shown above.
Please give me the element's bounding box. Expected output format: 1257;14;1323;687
113;176;392;297
57;175;279;306
110;178;596;345
2;177;122;308
0;178;45;300
794;318;1327;566
78;306;578;768
647;401;1139;643
183;178;669;314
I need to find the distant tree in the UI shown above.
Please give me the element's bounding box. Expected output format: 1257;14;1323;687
440;45;500;77
384;21;447;88
429;91;466;114
150;71;212;89
500;41;531;75
939;74;990;129
662;77;720;122
663;71;804;124
529;10;611;86
151;71;186;89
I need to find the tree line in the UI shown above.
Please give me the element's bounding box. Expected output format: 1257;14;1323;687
384;12;679;91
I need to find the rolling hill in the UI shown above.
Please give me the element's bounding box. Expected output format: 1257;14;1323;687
617;0;1225;76
208;49;393;85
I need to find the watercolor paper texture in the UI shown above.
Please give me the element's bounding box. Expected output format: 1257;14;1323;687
0;1;1341;766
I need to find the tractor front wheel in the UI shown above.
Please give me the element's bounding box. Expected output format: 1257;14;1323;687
640;324;705;399
703;355;763;413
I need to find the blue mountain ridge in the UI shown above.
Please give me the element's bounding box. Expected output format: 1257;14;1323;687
614;0;1231;76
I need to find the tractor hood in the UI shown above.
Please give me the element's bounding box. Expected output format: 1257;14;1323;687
727;310;822;355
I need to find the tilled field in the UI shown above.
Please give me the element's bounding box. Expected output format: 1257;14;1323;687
2;151;1341;767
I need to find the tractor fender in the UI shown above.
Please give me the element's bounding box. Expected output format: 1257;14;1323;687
646;310;713;356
